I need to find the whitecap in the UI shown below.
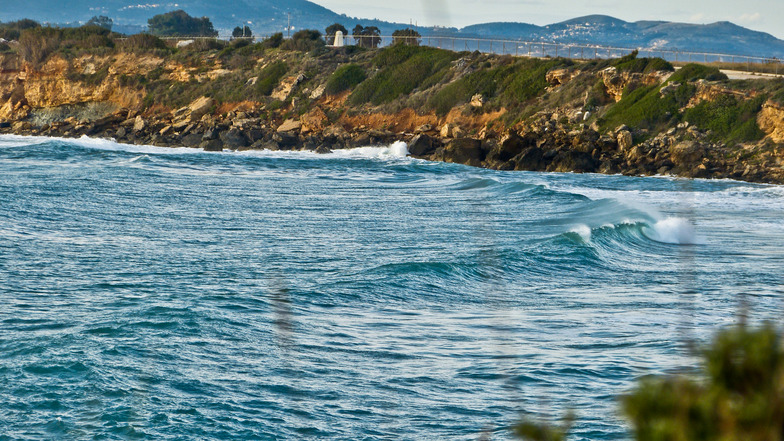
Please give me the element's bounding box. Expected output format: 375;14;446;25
644;217;701;245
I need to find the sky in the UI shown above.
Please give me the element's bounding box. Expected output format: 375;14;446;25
310;0;784;39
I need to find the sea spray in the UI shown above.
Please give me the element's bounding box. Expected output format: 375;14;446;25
644;217;701;245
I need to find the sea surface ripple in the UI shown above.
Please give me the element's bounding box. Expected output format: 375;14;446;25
1;135;782;440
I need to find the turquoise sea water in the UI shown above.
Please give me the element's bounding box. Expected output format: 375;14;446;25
1;134;783;440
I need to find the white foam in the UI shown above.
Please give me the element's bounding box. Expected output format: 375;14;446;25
327;142;409;159
570;224;592;242
645;217;701;245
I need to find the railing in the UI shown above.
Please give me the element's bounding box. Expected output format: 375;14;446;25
161;34;784;76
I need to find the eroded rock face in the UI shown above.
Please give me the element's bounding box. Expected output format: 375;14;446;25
277;119;302;133
600;67;669;102
546;68;574;87
758;101;784;144
617;130;633;151
272;74;306;101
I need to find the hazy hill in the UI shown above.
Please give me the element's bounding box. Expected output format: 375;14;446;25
1;1;784;58
460;15;784;58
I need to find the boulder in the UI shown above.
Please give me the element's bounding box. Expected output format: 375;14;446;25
670;141;706;167
415;124;433;133
407;134;435;156
617;130;633;151
439;138;485;166
181;133;203;147
219;128;248;149
512;147;544;171
200;139;223;151
133;116;145;133
277;119;302;133
470;94;485;107
272;131;299;148
310;84;326;100
188;96;215;122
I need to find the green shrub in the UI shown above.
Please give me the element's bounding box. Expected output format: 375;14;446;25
683;94;766;144
516;324;784;441
611;50;675;74
669;63;728;83
256;61;288;96
281;29;324;52
147;10;218;37
428;57;567;115
186;38;226;52
0;19;40;41
261;33;283;49
17;27;60;64
349;45;457;105
120;33;167;51
599;82;696;133
623;324;784;441
324;64;366;95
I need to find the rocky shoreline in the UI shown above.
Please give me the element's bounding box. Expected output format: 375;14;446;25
2;96;782;184
2;42;784;184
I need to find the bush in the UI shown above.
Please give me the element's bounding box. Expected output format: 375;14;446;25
186;38;226;51
120;33;167;51
17;27;60;64
0;19;40;41
325;64;366;95
261;32;283;49
256;61;288;96
392;28;421;46
669;63;728;83
684;94;766;144
428;57;567;115
148;10;218;37
281;29;324;52
624;324;784;441
516;323;784;441
349;45;457;106
599;83;688;133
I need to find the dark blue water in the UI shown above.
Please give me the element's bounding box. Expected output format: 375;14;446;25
1;135;782;440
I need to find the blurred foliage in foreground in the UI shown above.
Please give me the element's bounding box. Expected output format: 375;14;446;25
516;323;784;441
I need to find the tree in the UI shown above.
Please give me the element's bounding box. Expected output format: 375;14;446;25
147;10;218;37
325;23;347;46
232;25;252;38
280;29;324;52
86;15;113;31
392;28;420;46
352;25;380;48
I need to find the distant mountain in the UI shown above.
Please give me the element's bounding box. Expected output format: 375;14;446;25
459;15;784;58
0;0;410;36
1;2;783;58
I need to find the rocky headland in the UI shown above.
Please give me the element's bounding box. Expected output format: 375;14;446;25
1;32;784;183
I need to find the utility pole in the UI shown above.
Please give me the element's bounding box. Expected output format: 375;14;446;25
287;13;290;38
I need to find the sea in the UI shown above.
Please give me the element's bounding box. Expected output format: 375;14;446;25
1;134;782;440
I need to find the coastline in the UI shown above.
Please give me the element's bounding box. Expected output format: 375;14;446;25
2;108;783;185
1;43;783;184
